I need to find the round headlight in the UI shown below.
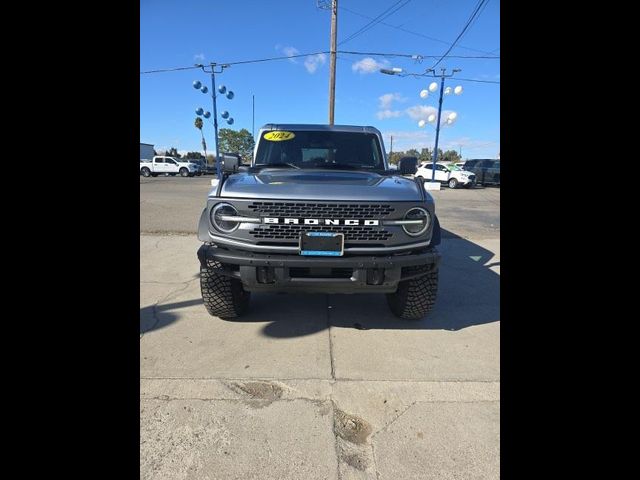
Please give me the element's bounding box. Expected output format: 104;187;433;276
403;207;431;236
211;203;239;233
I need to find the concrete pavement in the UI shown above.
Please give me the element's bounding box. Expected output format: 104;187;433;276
140;225;500;478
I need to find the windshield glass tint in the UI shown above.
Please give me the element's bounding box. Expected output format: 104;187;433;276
255;131;384;169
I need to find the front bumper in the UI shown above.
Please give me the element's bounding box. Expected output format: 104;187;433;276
197;244;441;293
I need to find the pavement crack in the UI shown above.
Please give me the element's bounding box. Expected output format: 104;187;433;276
371;442;381;480
140;277;199;339
326;295;336;380
371;401;417;440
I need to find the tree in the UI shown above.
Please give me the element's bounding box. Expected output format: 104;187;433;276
388;151;404;165
419;148;431;163
194;117;208;159
218;128;255;161
441;150;461;163
405;148;420;159
166;147;181;158
184;151;204;159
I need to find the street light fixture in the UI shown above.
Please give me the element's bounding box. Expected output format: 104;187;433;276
379;66;463;183
193;63;235;180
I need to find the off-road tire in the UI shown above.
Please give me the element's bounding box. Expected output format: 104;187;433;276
180;168;189;177
387;270;438;320
200;261;250;318
141;167;151;177
448;178;459;189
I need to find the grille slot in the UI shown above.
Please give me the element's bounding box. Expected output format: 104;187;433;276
249;224;392;241
247;202;395;218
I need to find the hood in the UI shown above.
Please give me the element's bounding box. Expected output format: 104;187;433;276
218;169;423;201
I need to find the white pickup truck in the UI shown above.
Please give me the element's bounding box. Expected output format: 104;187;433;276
140;156;201;177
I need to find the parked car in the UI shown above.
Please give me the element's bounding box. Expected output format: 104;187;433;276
449;161;466;170
462;159;500;186
140;156;201;177
415;161;476;189
189;159;214;174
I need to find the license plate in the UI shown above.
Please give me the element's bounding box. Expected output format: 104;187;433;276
299;232;344;256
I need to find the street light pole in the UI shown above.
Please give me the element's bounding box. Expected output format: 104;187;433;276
380;66;462;183
431;73;446;182
196;63;234;181
209;66;221;178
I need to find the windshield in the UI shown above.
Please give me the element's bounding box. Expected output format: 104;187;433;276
255;130;385;171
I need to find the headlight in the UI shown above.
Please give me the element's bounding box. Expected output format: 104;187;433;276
211;203;240;233
402;207;431;236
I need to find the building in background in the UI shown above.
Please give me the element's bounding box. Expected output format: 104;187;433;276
140;143;155;160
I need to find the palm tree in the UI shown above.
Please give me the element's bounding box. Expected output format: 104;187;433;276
194;117;208;163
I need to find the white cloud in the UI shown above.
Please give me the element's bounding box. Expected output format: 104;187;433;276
381;131;432;151
405;105;438;121
405;105;458;127
194;53;205;62
282;46;300;62
376;110;403;120
352;57;390;74
304;53;326;73
381;131;499;156
378;92;406;109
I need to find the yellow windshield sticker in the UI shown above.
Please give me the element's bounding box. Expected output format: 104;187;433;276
264;131;296;141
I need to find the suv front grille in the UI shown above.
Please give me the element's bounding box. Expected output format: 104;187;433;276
247;202;395;218
249;224;392;241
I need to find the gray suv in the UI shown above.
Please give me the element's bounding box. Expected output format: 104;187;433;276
196;124;442;320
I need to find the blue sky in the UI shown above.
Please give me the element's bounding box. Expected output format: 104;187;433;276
140;0;499;159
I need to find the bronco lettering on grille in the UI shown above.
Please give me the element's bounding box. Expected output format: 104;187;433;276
263;218;380;226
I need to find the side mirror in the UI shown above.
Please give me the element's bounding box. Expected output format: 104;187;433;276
221;156;240;173
398;156;418;175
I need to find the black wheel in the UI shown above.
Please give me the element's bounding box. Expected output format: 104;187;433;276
387;270;438;320
200;261;250;318
448;178;459;189
180;168;189;177
141;167;151;177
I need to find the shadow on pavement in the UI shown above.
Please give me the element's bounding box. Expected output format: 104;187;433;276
140;298;203;335
140;229;499;336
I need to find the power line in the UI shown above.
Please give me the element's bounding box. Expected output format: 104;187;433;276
140;51;330;74
337;50;499;59
339;0;413;46
431;0;490;69
456;77;499;84
141;50;498;75
339;0;406;45
339;5;496;56
140;65;201;74
223;51;329;66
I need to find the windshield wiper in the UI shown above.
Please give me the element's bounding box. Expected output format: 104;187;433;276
255;162;300;169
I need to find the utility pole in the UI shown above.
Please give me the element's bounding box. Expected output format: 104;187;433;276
328;0;338;124
252;94;255;139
